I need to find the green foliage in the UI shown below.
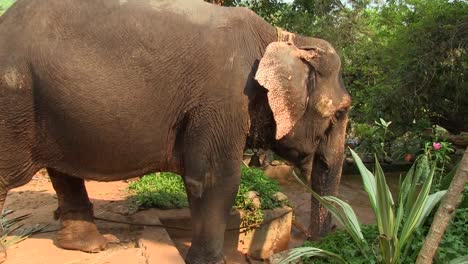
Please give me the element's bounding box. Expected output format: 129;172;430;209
404;208;468;264
353;119;394;161
0;0;14;15
282;150;447;264
297;208;467;264
236;165;283;210
301;225;379;264
128;172;189;209
424;140;455;185
128;166;288;229
235;0;467;134
129;167;285;210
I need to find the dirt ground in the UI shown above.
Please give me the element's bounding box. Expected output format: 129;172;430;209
2;167;400;264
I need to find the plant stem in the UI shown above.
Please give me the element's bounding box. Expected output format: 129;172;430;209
416;147;468;264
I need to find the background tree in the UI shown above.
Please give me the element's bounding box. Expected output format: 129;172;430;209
233;0;467;135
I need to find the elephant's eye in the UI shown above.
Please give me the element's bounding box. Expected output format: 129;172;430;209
287;149;300;159
331;109;346;125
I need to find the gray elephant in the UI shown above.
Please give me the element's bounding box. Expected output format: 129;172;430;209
0;0;350;263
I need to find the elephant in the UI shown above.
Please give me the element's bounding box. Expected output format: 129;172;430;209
0;0;351;263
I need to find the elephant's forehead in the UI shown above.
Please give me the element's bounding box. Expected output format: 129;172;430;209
315;95;350;117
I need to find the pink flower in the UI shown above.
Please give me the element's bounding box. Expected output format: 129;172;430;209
433;142;442;151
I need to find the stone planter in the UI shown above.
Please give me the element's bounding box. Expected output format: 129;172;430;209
140;206;293;260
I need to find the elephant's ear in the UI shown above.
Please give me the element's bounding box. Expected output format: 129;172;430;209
255;42;317;140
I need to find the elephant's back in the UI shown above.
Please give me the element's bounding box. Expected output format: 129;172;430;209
0;0;245;178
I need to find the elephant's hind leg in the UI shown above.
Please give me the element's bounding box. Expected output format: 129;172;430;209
47;168;109;253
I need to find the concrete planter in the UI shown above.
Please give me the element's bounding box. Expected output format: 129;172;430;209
143;206;293;260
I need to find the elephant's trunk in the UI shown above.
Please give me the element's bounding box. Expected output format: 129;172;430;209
307;154;344;239
306;117;348;239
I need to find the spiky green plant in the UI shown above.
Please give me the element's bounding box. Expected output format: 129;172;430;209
281;149;447;264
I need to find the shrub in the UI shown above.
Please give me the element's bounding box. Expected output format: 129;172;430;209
281;150;448;264
299;208;467;264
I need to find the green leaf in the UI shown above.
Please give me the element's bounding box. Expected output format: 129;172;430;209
279;247;348;264
415;190;447;228
323;196;364;240
350;149;377;211
400;164;436;248
290;171;369;255
374;156;397;264
449;255;468;264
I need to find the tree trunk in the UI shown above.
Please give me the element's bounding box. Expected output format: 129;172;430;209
416;147;468;264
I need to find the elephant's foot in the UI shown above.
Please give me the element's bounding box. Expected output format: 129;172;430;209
185;247;226;264
0;243;7;264
56;219;109;253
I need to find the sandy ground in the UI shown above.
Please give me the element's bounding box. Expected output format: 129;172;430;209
2;167;400;264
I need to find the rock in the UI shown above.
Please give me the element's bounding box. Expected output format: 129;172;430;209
251;197;261;209
271;160;282;166
111;204;130;215
384;156;393;164
455;148;465;156
245;191;261;209
103;234;121;244
272;192;288;202
245;191;259;199
268;249;302;264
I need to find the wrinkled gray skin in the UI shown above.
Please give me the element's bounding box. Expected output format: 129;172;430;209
0;0;350;263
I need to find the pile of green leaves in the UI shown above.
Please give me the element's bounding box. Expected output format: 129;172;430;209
128;172;189;209
128;166;286;211
235;165;283;210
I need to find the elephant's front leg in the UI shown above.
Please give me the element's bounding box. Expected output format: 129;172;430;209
184;161;240;264
48;168;109;253
180;115;245;264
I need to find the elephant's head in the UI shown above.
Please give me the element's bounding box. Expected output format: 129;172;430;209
255;39;351;237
